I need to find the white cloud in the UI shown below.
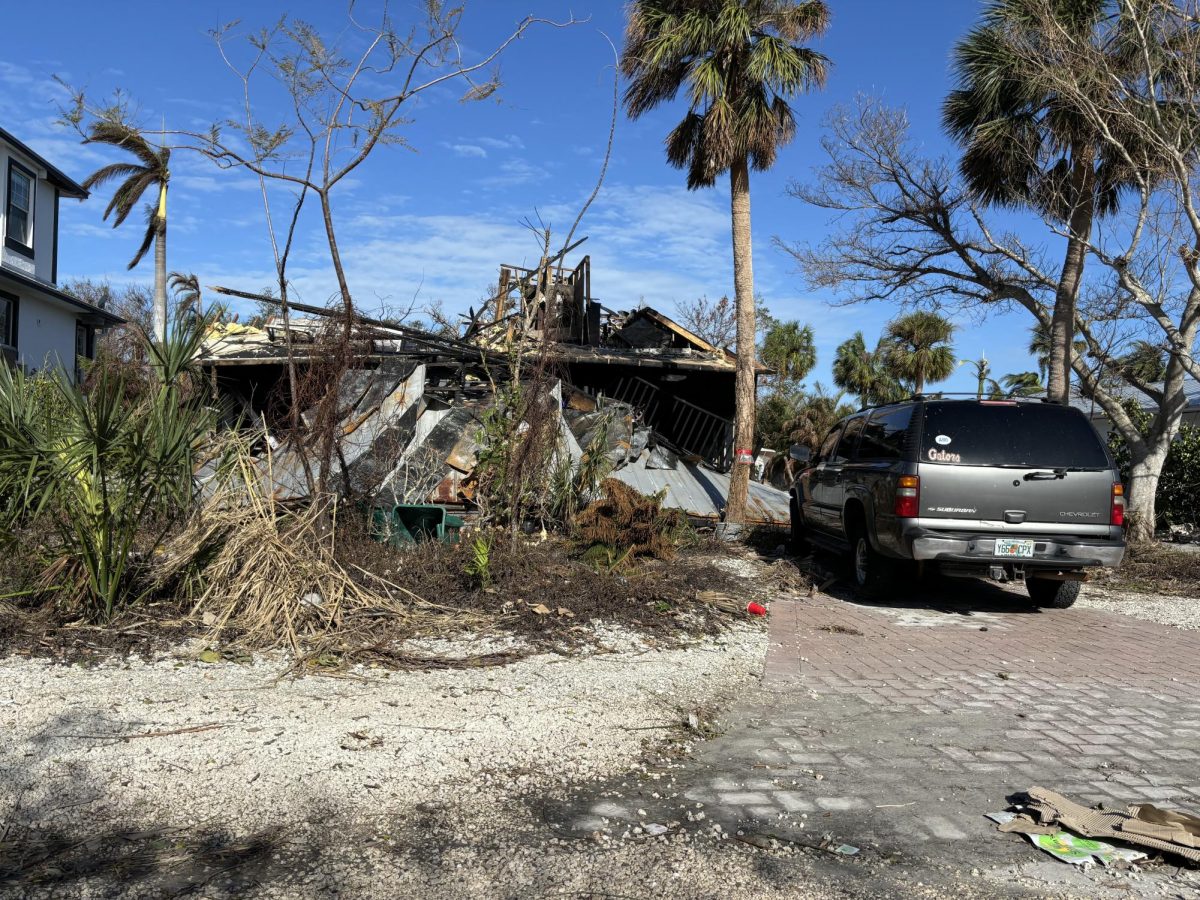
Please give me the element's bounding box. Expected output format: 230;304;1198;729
478;157;549;189
446;143;487;159
477;134;525;151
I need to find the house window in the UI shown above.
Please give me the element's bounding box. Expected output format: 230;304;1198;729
0;292;16;349
5;162;35;256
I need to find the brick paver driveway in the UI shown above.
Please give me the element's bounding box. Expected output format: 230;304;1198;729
550;577;1200;897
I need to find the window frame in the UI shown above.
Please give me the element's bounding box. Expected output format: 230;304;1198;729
5;159;36;258
836;415;868;463
0;290;18;351
815;423;844;466
74;320;94;383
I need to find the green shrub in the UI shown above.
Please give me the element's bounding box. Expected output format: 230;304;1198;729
0;313;215;617
1107;406;1200;528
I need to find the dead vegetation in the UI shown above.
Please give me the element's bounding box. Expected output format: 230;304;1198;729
574;479;688;560
335;525;750;647
1096;543;1200;598
0;491;766;668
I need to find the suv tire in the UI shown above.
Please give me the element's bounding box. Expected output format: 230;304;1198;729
850;530;888;597
1027;577;1081;609
789;497;809;555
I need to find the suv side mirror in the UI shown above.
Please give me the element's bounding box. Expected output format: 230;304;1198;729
788;443;811;463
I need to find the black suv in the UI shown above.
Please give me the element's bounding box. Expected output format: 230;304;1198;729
789;398;1126;608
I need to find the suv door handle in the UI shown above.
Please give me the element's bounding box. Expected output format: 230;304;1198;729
1024;469;1066;480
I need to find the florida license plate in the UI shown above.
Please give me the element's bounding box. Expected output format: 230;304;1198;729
995;538;1035;558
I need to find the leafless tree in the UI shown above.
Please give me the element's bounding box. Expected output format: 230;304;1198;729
674;295;738;348
62;3;578;501
781;95;1195;540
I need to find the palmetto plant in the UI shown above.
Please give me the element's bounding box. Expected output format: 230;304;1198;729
880;311;957;395
81;121;171;344
943;0;1139;405
0;312;214;618
621;0;829;524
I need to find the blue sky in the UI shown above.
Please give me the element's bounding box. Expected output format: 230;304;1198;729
1;0;1049;393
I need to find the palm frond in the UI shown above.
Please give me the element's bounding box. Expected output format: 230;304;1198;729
80;161;147;193
621;0;830;184
85;120;164;171
104;168;159;227
127;203;159;270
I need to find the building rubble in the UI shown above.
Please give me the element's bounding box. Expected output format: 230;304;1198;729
197;256;790;526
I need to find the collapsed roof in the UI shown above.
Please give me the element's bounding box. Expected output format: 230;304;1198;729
196;256;789;526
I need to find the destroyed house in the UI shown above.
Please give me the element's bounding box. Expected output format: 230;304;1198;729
197;256;789;525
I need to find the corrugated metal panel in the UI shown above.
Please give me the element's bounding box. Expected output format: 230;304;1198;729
610;456;790;526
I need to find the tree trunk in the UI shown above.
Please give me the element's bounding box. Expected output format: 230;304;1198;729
152;183;168;344
1127;447;1169;543
725;158;757;526
312;191;355;503
1048;153;1095;405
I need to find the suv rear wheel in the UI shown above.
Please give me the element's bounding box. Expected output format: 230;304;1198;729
1027;577;1081;609
851;531;888;596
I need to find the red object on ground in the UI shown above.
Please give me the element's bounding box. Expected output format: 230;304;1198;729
746;602;768;617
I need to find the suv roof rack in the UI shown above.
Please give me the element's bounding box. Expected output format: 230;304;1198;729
852;393;1056;415
910;392;1053;403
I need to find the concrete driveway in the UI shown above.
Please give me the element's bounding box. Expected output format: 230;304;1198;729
549;575;1200;897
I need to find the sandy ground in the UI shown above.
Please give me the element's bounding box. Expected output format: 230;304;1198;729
0;627;766;833
1077;584;1200;629
4;545;1197;898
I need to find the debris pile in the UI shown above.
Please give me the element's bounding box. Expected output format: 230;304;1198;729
198;256;791;526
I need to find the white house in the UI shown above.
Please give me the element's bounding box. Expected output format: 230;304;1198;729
1070;378;1200;440
1;126;121;381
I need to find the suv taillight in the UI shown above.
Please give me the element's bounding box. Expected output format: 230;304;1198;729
895;475;920;518
1111;482;1126;527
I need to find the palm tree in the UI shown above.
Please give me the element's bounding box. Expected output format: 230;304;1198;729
81;122;170;344
785;383;854;452
1029;321;1086;385
621;0;830;525
1119;340;1168;383
965;354;991;400
1002;371;1046;397
880;311;956;395
943;0;1142;406
168;272;201;320
761;320;816;384
831;331;904;407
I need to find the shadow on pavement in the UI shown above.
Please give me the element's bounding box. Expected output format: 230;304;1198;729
801;549;1050;617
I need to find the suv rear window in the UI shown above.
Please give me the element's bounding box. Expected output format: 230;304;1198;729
920;402;1110;468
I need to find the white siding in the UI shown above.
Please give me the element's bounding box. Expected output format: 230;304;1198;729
1;135;85;381
32;176;56;282
16;294;78;377
0;141;56;281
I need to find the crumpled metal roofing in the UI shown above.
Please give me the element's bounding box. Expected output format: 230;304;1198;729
609;452;790;526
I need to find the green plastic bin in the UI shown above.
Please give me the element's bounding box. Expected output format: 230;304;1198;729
369;504;464;546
